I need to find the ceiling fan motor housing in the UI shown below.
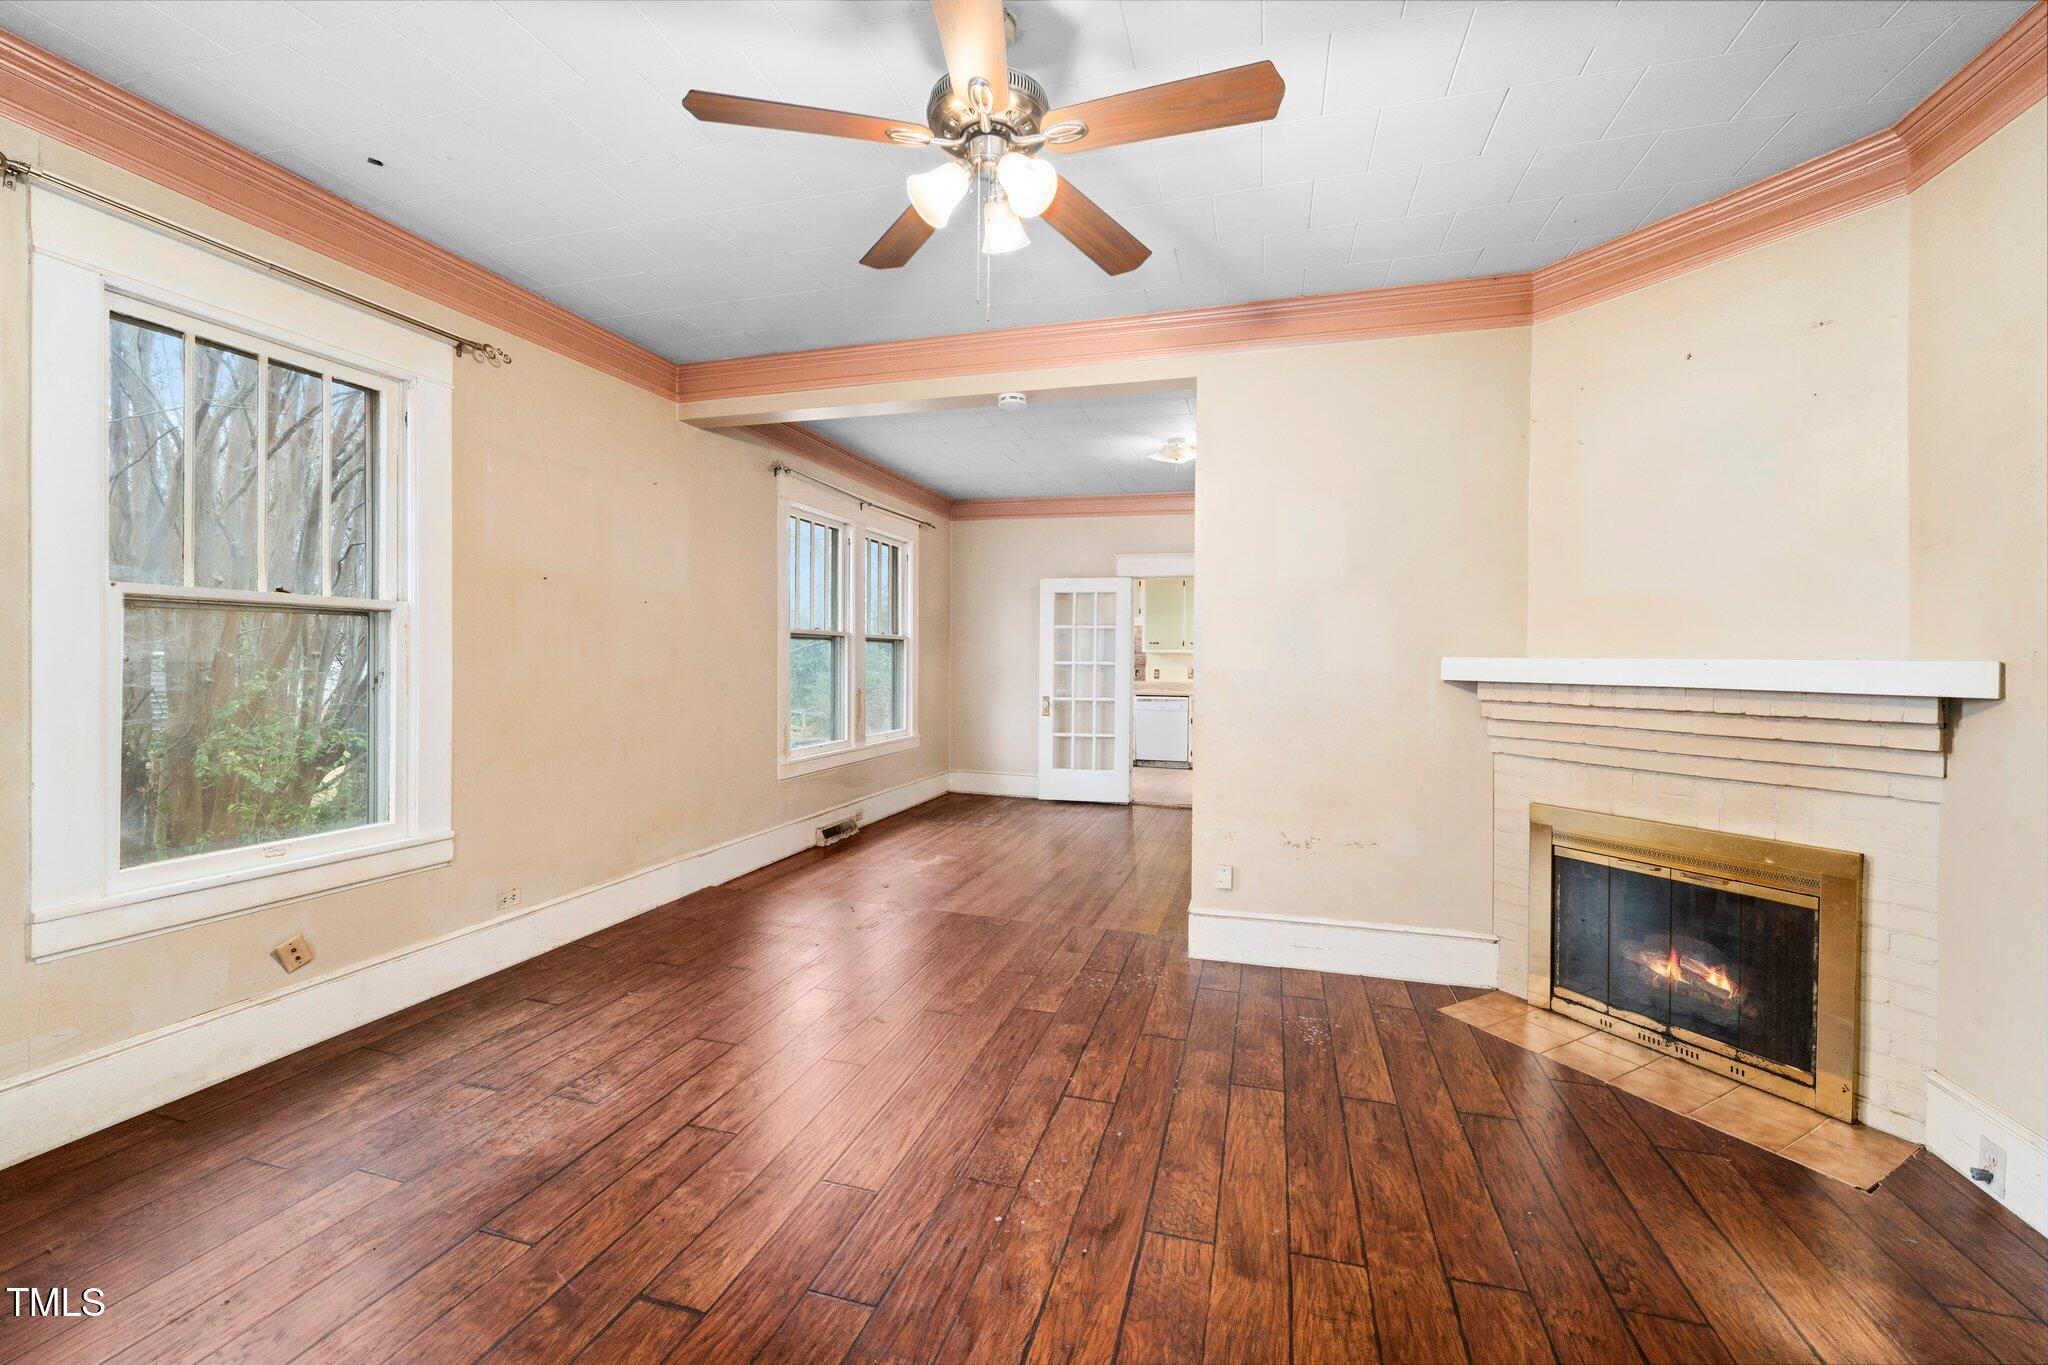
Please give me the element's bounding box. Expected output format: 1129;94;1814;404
926;70;1048;145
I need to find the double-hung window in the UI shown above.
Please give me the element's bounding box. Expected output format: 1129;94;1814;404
778;483;916;776
28;189;453;958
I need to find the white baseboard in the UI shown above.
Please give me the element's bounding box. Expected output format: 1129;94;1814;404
948;770;1038;798
1924;1070;2047;1234
0;772;950;1173
1189;905;1499;988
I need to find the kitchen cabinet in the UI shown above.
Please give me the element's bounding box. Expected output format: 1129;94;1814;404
1141;577;1193;651
1133;696;1191;764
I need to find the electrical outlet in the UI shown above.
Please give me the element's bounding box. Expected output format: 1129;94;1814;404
1972;1138;2007;1198
273;934;313;973
497;888;521;912
1213;864;1233;891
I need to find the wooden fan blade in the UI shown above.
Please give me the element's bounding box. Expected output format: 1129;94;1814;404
1041;179;1151;276
682;91;924;145
1044;62;1285;154
860;207;936;269
932;0;1009;112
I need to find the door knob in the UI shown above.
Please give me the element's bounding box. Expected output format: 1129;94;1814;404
1041;695;1051;717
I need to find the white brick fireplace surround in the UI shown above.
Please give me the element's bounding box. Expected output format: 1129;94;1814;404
1442;658;2004;1149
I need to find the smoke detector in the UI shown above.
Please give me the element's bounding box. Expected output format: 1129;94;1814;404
996;392;1027;410
1150;437;1196;464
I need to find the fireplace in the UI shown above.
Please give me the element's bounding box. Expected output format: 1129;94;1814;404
1529;805;1864;1121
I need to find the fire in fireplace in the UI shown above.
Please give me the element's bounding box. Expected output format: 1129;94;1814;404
1529;806;1863;1121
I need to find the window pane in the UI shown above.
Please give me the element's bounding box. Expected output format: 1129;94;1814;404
109;315;186;584
120;602;381;866
789;516;839;632
864;638;904;735
865;537;899;636
788;635;843;749
190;341;260;590
331;379;376;597
264;361;323;594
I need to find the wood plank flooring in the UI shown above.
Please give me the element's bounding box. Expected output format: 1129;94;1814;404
0;794;2041;1363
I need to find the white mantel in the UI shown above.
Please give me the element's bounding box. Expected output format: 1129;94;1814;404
1442;657;2002;700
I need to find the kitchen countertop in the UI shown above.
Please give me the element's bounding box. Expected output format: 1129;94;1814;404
1134;681;1193;698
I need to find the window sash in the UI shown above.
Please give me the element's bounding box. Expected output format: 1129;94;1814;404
780;496;915;770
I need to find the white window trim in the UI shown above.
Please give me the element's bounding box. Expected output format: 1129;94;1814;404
27;188;454;960
776;482;918;780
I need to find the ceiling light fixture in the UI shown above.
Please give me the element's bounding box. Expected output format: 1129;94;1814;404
981;195;1029;254
906;160;970;228
995;149;1058;218
1150;437;1196;465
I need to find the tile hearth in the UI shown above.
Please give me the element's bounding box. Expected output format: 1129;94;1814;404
1440;991;1918;1189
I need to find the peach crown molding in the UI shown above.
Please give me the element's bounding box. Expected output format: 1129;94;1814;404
0;4;2040;492
742;421;1192;522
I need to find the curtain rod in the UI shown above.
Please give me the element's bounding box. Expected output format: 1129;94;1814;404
1;152;511;367
770;463;939;530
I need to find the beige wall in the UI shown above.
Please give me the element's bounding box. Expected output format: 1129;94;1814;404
1192;332;1531;934
1528;202;1913;657
0;116;950;1084
949;514;1192;779
1907;104;2048;1128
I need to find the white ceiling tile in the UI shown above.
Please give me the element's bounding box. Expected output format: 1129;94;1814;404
285;135;454;203
1261;223;1354;271
776;1;925;37
723;252;824;297
1061;148;1167;209
0;2;146;82
793;189;903;247
1440;196;1555;250
459;94;619;173
1126;1;1262;67
1584;1;1759;73
676;141;813;207
127;66;318;153
1739;95;1916;177
1260;110;1378;185
1730;1;1904;50
288;18;490;119
1737;18;1945;118
287;2;407;27
770;137;902;197
441;182;580;240
1408;149;1532;213
1473;237;1577;272
634;0;799;59
1046;58;1199;111
1174;238;1267;281
382;0;583;101
1623;116;1787;186
1536;184;1663;239
13;0;227;71
559;225;669;276
1325;8;1475;112
1484;67;1642;153
1213;182;1314;239
503;0;685;78
649;261;755;304
748;32;911;114
854;7;949;108
1370;89;1506;169
1883;0;2028;24
158;0;319;50
1451;1;1616;94
390;115;540;190
513;167;651;230
1350;210;1454;259
1308;165;1418;225
1150;126;1263;197
479;236;599;287
377;193;512;249
1262;1;1406;43
1119;196;1220;246
1512;133;1655;199
1198;34;1334;122
539;280;633;318
1876;5;2031;102
1605;44;1790;136
546;76;710;162
198;44;399;140
1385;247;1483;284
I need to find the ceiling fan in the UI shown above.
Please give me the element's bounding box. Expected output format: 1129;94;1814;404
681;0;1285;279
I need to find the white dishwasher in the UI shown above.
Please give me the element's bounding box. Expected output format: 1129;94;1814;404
1133;696;1191;764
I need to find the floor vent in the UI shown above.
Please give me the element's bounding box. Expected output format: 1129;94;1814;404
815;815;862;848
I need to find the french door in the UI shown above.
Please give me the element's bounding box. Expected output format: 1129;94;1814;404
1037;578;1133;804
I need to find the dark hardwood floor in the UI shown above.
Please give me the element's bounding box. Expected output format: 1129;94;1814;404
1;793;2041;1363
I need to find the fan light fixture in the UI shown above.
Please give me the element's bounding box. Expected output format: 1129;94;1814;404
995;150;1058;217
906;160;971;228
1150;438;1196;465
981;196;1029;253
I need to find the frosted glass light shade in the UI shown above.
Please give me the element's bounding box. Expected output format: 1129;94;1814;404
982;197;1029;254
905;161;970;228
995;151;1058;218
